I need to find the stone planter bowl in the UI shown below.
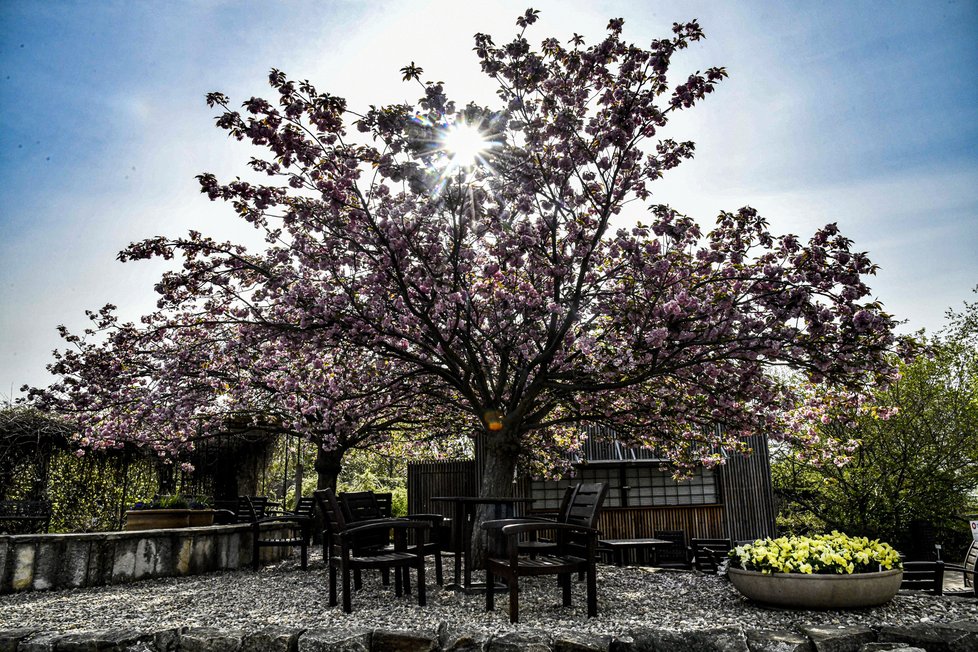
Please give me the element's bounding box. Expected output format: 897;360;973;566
728;567;903;609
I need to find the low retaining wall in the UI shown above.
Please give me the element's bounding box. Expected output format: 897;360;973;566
0;523;295;594
0;621;977;652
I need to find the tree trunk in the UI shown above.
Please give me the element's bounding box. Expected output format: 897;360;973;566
312;445;345;543
314;446;344;492
470;429;520;568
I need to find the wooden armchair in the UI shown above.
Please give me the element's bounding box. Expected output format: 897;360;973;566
241;495;314;571
339;490;444;585
690;537;733;574
901;560;945;595
483;520;600;623
651;530;691;569
315;488;429;613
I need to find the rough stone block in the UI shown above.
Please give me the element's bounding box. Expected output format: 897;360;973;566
51;628;146;651
241;625;302;652
487;630;552;652
148;627;185;652
133;537;161;580
0;541;11;594
179;627;246;652
882;621;978;652
19;632;63;652
62;540;91;589
370;629;438;652
110;538;138;584
86;536;112;587
858;644;925;652
626;626;749;651
12;543;36;591
175;538;192;576
800;626;875;652
554;631;613;651
746;629;814;652
297;628;371;652
438;625;491;652
32;539;65;591
0;629;38;652
189;536;216;575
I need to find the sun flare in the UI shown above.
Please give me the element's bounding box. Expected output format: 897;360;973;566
440;122;494;169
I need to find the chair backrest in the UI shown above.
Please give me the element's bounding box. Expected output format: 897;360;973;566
293;496;316;518
339;491;382;522
314;488;348;536
374;493;393;518
564;483;608;530
237;496;270;522
654;530;689;565
901;560;945;595
690;537;732;573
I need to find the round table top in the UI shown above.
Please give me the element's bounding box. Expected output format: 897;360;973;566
430;496;535;504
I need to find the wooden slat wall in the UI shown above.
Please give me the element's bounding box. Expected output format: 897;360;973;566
597;505;727;540
407;460;477;516
717;434;777;542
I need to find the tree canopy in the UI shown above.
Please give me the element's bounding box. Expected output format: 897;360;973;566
33;10;898;500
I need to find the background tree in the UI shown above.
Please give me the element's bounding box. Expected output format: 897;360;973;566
774;294;978;558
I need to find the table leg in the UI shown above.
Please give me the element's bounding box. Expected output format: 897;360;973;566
453;502;464;588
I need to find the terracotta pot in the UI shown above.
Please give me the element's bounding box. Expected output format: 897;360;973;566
728;566;903;609
124;509;214;531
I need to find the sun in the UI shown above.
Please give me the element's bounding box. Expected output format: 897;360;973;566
440;121;495;170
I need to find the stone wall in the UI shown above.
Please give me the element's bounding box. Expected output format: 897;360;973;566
0;523;295;594
1;621;977;651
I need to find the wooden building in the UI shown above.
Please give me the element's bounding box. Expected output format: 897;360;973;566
408;430;777;543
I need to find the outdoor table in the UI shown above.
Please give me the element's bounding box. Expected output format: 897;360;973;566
431;495;534;592
598;537;672;567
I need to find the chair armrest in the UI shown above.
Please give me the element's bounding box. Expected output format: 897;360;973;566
340;519;429;538
482;517;556;531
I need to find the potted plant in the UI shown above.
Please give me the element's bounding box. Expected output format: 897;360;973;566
124;495;215;531
727;531;903;609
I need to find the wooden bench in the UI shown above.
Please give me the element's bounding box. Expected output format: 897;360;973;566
0;500;51;534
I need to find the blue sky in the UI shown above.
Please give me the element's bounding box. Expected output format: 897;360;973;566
1;0;976;396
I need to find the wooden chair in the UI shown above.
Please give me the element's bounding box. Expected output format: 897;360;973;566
519;485;579;558
482;483;607;623
339;490;444;586
241;495;314;571
901;560;945;595
651;530;691;569
484;520;601;623
315;488;428;613
690;537;733;574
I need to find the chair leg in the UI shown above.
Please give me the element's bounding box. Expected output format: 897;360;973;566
417;557;427;607
354;568;363;590
300;541;308;570
404;565;412;595
394;564;403;597
560;573;571;606
509;575;519;624
252;526;260;571
328;562;338;607
341;561;353;613
381;568;390;586
435;550;443;585
486;567;495;612
586;562;597;617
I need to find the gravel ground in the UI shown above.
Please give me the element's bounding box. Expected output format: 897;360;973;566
1;552;976;636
